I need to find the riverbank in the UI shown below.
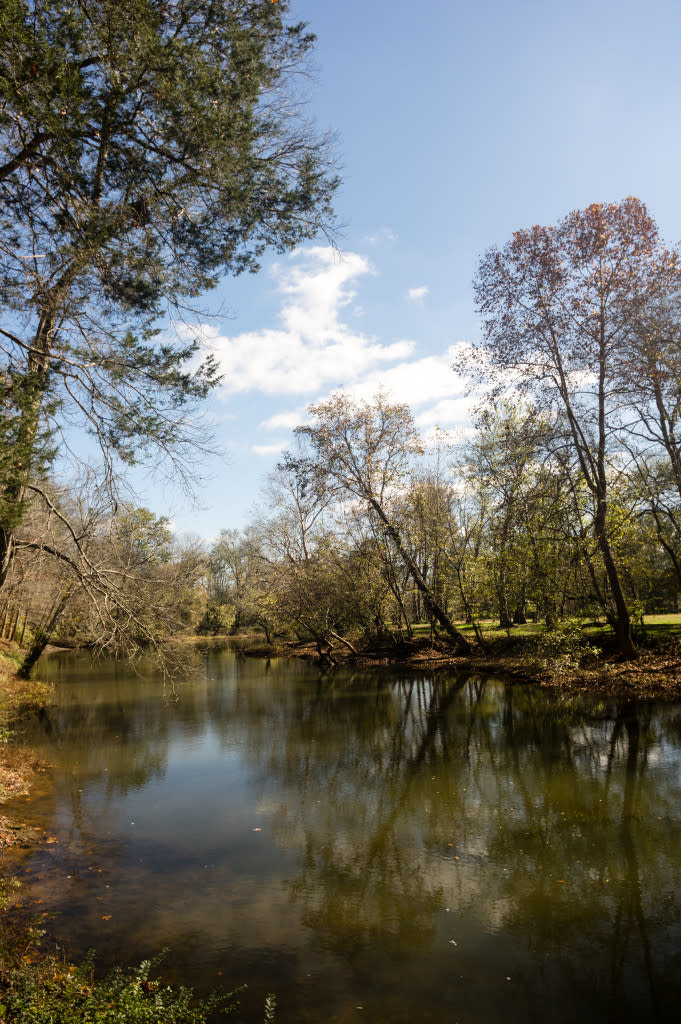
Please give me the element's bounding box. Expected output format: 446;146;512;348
0;643;53;849
242;629;681;699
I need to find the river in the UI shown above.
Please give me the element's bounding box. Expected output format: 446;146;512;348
3;645;680;1022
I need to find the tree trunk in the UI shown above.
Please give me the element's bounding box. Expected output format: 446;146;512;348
497;598;512;631
386;576;412;637
0;334;50;588
0;534;15;592
594;502;636;659
1;278;74;588
9;606;20;641
18;588;71;678
327;629;357;655
369;498;471;652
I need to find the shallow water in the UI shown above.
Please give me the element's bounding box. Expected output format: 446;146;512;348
5;647;681;1022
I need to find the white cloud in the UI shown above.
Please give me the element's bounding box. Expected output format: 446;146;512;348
251;442;287;457
256;347;478;440
362;227;397;245
339;345;469;409
258;409;307;432
414;396;476;429
201;247;415;395
407;285;429;303
196;247;480;446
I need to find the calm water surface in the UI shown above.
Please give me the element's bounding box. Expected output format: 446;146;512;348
4;647;681;1022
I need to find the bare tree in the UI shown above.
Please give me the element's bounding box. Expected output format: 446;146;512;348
286;393;472;652
11;479;204;676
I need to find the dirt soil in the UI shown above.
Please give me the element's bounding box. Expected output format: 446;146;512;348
0;747;50;850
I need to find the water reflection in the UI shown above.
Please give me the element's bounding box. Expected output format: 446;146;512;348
6;650;680;1022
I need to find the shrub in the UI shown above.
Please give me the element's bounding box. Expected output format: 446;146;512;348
0;951;242;1024
529;620;600;676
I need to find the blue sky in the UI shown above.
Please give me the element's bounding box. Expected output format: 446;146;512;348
141;0;681;539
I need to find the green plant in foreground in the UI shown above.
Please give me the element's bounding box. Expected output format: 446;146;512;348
0;951;244;1024
263;992;277;1024
0;877;20;912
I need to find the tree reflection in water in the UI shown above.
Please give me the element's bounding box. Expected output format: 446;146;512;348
251;671;681;1021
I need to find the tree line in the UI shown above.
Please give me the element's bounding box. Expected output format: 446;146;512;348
5;190;681;668
199;393;677;659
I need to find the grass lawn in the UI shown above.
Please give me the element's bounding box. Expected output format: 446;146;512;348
410;612;681;648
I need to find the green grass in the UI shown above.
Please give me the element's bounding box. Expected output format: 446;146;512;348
412;611;681;634
636;613;681;632
411;618;553;641
402;612;681;656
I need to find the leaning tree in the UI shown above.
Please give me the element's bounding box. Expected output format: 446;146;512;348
286;392;472;652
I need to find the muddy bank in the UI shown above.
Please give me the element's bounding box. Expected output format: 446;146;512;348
243;635;681;700
0;650;53;849
0;748;51;851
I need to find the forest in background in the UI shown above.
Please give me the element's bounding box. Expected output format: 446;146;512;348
3;371;680;674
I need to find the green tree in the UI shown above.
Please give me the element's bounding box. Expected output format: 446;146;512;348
628;293;681;505
0;0;338;586
401;469;457;627
206;527;262;635
255;466;362;652
461;404;583;630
